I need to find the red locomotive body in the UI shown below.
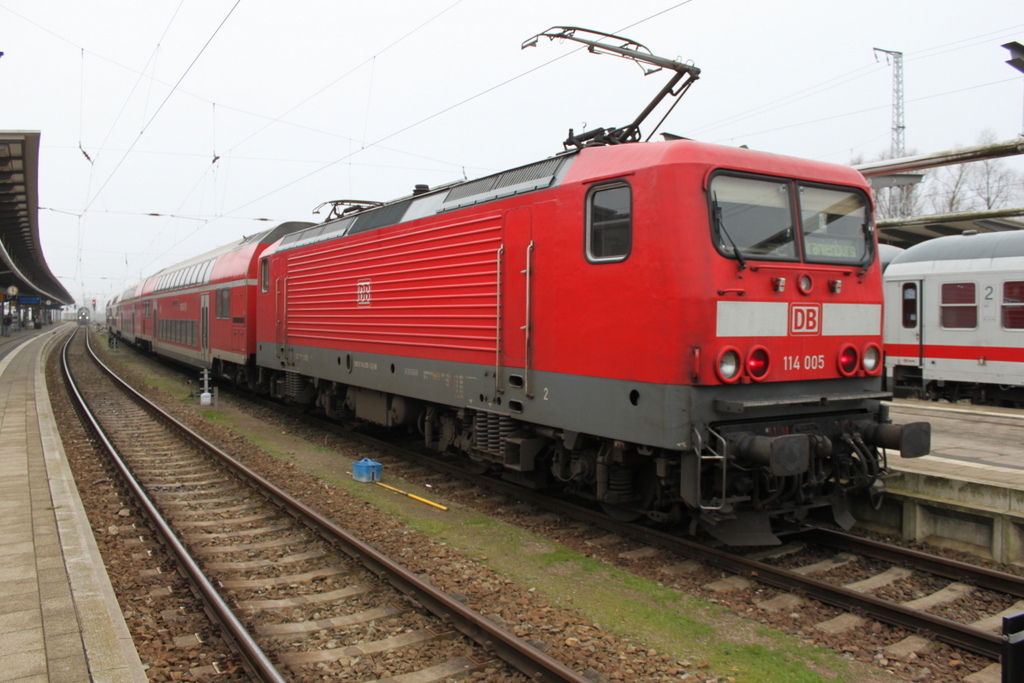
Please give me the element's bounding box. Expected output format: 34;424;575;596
247;139;927;544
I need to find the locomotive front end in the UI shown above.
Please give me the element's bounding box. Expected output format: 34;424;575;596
686;166;930;545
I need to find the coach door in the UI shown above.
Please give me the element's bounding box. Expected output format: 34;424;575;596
200;293;210;363
501;208;534;395
893;280;923;366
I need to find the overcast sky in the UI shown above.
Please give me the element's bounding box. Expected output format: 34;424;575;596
2;0;1022;307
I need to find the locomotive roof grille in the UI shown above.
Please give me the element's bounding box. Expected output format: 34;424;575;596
349;198;416;235
278;155;575;253
441;157;568;209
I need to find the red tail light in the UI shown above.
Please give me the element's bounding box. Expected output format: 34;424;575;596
746;347;770;380
838;345;859;376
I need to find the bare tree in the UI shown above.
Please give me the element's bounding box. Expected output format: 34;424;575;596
927;160;973;214
923;130;1024;213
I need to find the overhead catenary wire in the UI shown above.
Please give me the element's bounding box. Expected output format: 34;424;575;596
83;0;243;213
0;0;475;174
215;1;701;221
712;76;1020;146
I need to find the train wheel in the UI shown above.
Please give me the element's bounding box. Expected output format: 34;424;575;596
600;502;642;522
463;459;490;475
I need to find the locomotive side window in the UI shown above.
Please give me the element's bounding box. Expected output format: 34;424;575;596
940;282;977;329
798;185;869;265
260;258;269;293
901;283;918;328
1003;281;1024;329
708;175;796;261
586;183;631;262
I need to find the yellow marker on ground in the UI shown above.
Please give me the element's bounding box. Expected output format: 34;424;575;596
375;482;448;511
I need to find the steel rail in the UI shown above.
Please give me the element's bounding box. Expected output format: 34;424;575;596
61;328;288;683
799;528;1024;598
81;331;592;683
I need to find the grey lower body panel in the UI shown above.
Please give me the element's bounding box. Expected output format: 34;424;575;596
258;342;885;451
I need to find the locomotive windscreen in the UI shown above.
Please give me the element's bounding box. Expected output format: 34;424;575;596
710;173;871;266
799;186;870;265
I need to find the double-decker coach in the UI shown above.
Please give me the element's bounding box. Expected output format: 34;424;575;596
109;222;311;384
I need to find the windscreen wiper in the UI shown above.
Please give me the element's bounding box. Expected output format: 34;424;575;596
712;192;747;270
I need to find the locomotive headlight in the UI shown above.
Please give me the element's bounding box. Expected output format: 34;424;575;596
716;347;742;383
746;346;770;381
838;345;859;376
797;274;813;295
862;344;881;374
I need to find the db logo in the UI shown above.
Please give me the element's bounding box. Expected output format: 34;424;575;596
357;280;372;306
790;303;821;335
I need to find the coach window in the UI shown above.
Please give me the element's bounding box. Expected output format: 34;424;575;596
901;283;918;328
216;289;231;320
1003;282;1024;329
260;259;269;293
798;185;870;265
709;174;796;261
940;282;977;329
586;183;631;262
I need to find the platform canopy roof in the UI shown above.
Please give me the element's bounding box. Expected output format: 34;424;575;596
877;206;1024;249
0;131;73;307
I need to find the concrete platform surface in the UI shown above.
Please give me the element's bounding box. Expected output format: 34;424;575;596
888;399;1024;487
0;325;146;683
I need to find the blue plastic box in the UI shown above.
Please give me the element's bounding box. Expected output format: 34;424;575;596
352;458;382;483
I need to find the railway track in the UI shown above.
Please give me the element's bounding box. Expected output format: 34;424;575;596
223;386;1022;668
273;414;1022;670
91;333;1024;678
378;447;1020;663
61;327;592;683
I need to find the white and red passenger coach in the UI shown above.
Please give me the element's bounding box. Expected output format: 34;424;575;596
885;230;1024;405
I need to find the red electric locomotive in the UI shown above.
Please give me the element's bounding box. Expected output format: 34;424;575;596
109;28;929;544
252;137;928;544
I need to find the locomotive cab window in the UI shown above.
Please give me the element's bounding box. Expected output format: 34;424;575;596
586;183;631;262
940;282;977;329
709;175;796;261
260;258;269;293
798;185;869;265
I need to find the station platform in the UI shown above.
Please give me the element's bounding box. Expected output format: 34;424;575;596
0;324;145;683
865;400;1024;565
887;399;1024;486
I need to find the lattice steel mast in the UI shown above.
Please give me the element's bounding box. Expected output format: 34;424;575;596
874;48;905;158
874;48;909;216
